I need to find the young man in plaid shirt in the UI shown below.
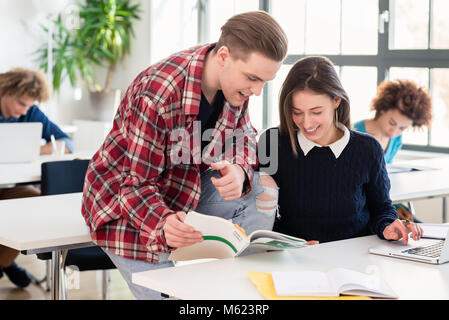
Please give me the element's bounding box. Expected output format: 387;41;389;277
81;11;288;299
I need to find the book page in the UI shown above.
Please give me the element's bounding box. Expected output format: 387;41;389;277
168;211;248;261
272;271;337;297
247;237;306;251
328;268;397;299
249;230;307;245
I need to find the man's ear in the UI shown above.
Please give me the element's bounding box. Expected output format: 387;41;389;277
216;45;231;67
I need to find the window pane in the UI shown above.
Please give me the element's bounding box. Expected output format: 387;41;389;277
150;0;198;63
207;0;259;42
388;67;430;146
389;67;429;88
268;64;293;129
341;0;378;54
340;67;377;125
305;0;340;54
431;0;449;49
248;88;264;133
272;0;305;55
390;0;429;49
431;69;449;147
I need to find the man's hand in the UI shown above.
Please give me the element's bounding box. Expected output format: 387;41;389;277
383;219;423;245
163;212;203;248
210;160;246;201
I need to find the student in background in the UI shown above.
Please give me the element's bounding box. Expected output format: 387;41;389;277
0;67;74;288
259;56;422;245
353;80;432;222
0;68;74;155
82;11;287;299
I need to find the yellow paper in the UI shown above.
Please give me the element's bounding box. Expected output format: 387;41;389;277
246;270;371;300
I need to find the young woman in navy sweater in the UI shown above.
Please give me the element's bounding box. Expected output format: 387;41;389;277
259;56;422;244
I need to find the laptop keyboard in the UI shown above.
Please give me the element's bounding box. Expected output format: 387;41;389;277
402;241;445;258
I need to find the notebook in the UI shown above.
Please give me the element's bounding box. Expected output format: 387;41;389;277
369;229;449;264
270;268;397;298
0;123;43;163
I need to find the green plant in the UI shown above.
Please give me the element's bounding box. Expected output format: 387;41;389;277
35;0;141;94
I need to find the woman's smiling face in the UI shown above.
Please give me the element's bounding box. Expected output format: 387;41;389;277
291;89;341;146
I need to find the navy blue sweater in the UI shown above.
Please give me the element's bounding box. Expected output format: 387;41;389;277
258;128;398;243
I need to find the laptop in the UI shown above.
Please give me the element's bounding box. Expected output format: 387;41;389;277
369;229;449;264
0;123;43;163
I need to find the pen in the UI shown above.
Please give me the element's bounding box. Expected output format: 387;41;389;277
50;134;57;153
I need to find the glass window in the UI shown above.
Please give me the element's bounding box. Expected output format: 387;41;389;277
150;0;198;64
268;64;293;129
341;0;378;55
305;0;340;54
431;0;449;49
390;0;429;50
207;0;259;42
248;88;264;133
340;66;377;125
431;69;449;147
271;0;306;55
389;67;429;88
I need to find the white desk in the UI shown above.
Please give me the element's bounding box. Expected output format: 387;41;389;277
389;168;449;203
0;192;93;299
388;156;449;222
132;235;449;300
0;152;92;188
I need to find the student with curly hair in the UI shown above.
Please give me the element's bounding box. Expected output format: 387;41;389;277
354;79;432;222
354;79;432;164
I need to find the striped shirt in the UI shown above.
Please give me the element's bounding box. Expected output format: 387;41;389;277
81;43;258;263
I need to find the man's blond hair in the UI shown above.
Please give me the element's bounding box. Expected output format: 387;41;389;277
0;68;50;102
215;11;288;62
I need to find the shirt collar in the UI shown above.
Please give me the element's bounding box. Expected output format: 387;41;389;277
182;43;216;115
297;122;350;158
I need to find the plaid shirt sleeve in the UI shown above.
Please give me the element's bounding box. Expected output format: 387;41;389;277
118;94;175;250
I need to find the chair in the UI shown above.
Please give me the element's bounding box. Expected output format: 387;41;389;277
38;159;116;299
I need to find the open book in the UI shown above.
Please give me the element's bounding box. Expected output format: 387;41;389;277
271;268;397;299
168;211;307;261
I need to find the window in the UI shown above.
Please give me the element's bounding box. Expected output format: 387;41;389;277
198;0;449;151
267;0;449;152
150;0;199;64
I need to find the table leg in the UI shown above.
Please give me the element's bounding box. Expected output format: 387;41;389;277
443;197;447;223
50;249;68;300
51;250;61;300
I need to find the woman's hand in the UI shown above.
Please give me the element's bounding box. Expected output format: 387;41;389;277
383;219;423;245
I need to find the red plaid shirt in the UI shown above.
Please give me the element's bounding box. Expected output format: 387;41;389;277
81;43;258;263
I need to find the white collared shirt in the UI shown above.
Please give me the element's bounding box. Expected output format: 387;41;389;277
297;122;350;159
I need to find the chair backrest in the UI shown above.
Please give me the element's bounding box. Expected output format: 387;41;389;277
41;160;89;196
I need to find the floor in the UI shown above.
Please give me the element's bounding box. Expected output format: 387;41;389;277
0;253;135;300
